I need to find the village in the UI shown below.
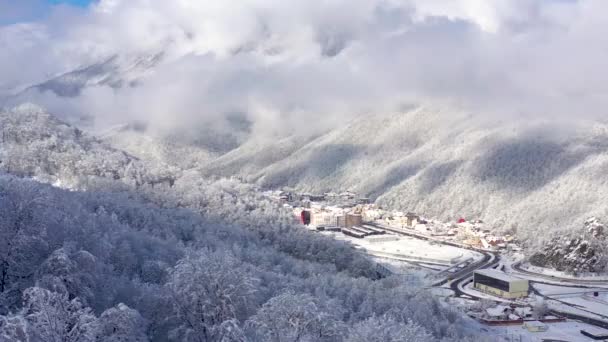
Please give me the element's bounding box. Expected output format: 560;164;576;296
264;189;608;341
265;189;516;251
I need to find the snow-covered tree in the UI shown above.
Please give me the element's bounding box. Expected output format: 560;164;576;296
21;287;98;342
0;314;29;342
167;251;258;342
0;179;49;310
246;292;343;342
96;303;149;342
347;315;433;342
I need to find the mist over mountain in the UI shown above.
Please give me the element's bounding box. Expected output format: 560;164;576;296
3;0;608;133
199;106;608;246
2;0;607;244
3;0;608;340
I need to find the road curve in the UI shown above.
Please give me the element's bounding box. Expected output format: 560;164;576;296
368;222;608;330
512;261;608;285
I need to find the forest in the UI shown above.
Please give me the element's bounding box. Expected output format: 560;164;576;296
0;106;481;341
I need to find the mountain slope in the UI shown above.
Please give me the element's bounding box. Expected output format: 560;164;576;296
18;53;164;98
201;107;608;245
0;105;473;341
0;104;177;189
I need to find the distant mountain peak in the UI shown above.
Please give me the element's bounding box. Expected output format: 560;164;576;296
17;51;165;98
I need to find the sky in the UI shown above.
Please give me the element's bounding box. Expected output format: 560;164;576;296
0;0;92;24
49;0;92;6
1;0;607;136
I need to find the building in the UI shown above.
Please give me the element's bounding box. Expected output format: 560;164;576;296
405;212;419;227
473;269;529;299
300;210;311;225
311;211;335;227
336;215;346;228
581;327;608;340
345;214;363;228
523;321;548;332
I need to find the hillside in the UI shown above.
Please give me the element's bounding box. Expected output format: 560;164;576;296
199;106;608;247
0;104;177;190
0;105;475;341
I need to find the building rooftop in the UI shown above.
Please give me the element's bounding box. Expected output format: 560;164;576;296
474;269;528;283
524;321;546;328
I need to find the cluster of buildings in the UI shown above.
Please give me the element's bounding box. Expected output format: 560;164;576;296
454;220;515;250
266;190;370;207
265;189;518;251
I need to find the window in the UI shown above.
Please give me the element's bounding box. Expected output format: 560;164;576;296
474;273;510;292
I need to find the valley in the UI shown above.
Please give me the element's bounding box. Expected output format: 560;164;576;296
2;1;608;339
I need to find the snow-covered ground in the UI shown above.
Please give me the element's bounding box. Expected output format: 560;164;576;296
520;262;608;281
328;232;483;265
533;283;608;321
481;321;608;342
502;256;608;288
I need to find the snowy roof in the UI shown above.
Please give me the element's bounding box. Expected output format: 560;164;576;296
581;327;608;336
523;321;546;327
474;269;527;283
486;305;510;317
514;307;531;316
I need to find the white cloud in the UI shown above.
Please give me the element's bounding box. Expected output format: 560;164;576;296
1;0;607;136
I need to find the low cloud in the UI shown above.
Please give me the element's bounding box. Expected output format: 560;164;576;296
1;0;607;136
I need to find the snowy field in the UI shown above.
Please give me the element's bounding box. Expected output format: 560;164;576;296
328;232;483;265
482;321;608;342
533;283;608;321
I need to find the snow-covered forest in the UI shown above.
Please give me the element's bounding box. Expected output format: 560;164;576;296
197;107;608;251
3;0;608;339
0;106;481;341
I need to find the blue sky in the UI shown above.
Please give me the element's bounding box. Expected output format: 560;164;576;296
48;0;93;6
0;0;93;25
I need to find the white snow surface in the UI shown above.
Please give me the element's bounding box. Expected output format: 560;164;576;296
328;231;482;265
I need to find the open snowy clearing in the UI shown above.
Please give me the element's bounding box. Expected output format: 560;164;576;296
328;232;483;265
482;321;608;342
533;283;608;320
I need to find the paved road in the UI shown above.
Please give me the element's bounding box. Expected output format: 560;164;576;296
512;261;608;286
367;223;498;289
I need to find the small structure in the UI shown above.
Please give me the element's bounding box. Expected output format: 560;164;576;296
523;321;548;332
485;305;512;320
581;327;608;340
405;212;419;227
341;228;365;238
473;269;529;299
300;210;311;225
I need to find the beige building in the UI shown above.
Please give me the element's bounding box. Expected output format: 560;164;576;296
311;211;335;226
523;321;548;332
345;214;363;228
473;269;529;299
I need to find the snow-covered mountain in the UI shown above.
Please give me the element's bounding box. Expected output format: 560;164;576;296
196;106;608;246
0;104;177;189
16;52;164;98
3;105;467;342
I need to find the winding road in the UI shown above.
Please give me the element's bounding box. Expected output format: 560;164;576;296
369;222;608;331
